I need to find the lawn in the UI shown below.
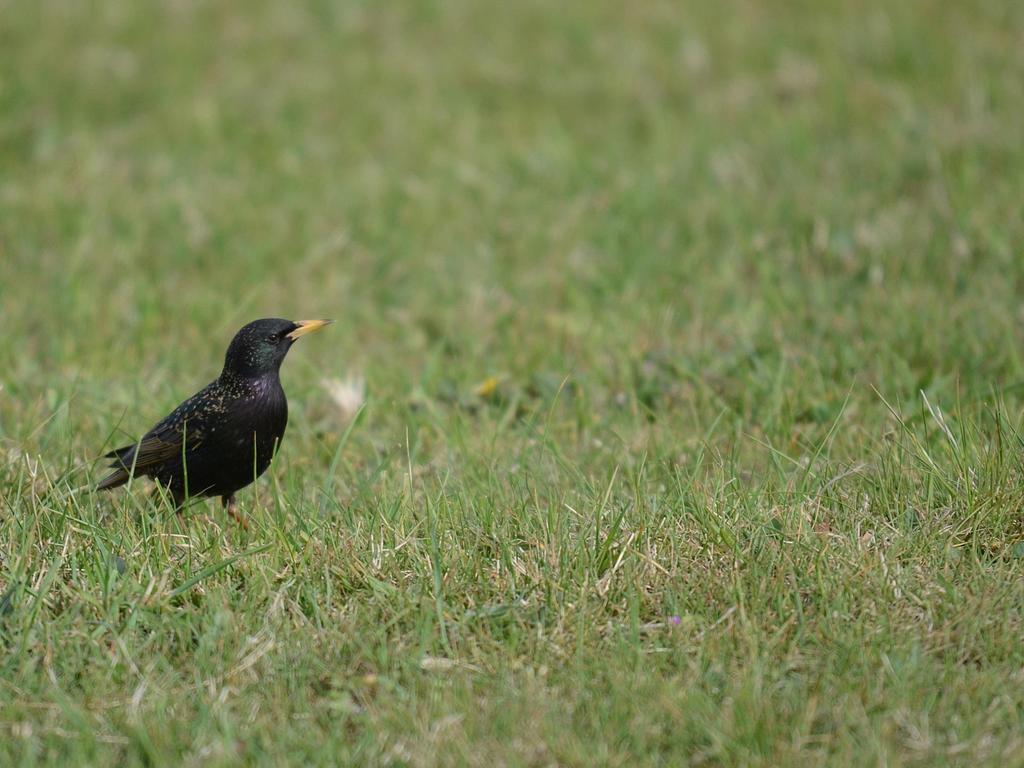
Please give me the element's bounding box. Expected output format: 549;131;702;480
1;0;1023;765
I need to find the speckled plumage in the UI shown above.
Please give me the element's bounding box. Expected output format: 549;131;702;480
97;318;330;516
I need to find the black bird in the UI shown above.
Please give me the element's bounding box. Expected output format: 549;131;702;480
97;318;331;522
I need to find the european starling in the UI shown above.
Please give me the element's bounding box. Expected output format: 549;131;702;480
97;318;331;521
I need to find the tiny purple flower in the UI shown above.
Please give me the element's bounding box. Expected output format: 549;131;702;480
668;615;682;626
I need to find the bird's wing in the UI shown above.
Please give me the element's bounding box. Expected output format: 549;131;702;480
103;385;214;472
105;425;190;469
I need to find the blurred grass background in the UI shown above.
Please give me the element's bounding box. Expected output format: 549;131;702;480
1;0;1023;765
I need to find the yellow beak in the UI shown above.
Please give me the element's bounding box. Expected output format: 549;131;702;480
287;319;333;340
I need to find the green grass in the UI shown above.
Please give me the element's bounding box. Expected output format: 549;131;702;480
2;0;1023;765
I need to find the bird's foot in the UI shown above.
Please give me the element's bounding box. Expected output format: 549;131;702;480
223;496;248;530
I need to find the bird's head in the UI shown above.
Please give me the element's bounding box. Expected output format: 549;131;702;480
222;318;332;378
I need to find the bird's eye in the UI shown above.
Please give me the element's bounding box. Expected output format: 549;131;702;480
266;333;279;344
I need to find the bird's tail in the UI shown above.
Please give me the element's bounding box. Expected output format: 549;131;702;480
96;444;135;491
96;468;130;491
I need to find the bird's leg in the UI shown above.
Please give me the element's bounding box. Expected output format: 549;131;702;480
223;495;248;529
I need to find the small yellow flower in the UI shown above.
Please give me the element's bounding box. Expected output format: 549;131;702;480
473;376;500;398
